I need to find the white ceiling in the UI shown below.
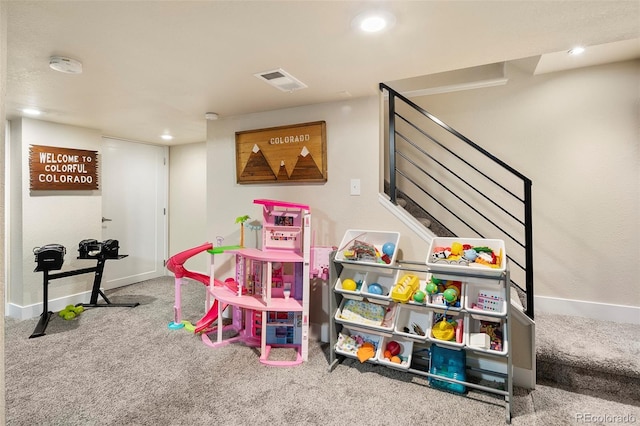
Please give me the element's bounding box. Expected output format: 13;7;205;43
5;1;640;145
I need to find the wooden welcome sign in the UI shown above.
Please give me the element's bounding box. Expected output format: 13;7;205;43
236;121;327;184
29;145;99;191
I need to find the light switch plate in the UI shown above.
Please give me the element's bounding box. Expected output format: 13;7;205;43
350;178;361;196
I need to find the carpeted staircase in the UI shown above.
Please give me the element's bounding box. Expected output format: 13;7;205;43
535;312;640;404
394;191;454;238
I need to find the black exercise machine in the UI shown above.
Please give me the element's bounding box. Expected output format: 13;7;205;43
30;239;139;339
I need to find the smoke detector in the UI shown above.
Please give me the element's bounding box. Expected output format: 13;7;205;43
49;56;83;74
205;112;219;120
254;68;307;92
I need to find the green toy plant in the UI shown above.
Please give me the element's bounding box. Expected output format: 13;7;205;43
235;215;250;247
59;304;85;320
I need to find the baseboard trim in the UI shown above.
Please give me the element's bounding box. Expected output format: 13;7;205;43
6;290;97;320
535;295;640;325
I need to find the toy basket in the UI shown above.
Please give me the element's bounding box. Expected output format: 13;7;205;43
393;305;430;341
429;310;465;348
426;237;506;278
335;229;400;266
333;267;367;298
429;344;467;394
360;269;399;304
464;314;508;355
425;276;466;312
334;299;397;331
465;281;506;316
376;335;413;370
334;327;382;363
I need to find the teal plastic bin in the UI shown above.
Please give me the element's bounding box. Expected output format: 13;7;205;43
429;344;466;394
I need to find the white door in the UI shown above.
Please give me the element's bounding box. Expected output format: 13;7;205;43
101;137;168;289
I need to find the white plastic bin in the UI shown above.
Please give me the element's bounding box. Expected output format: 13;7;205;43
465;281;506;316
360;269;398;303
376;335;413;370
393;305;430;341
429;310;465;348
425;278;466;311
334;299;397;331
336;229;400;266
464;314;508;355
334;327;382;362
334;267;367;298
426;237;506;278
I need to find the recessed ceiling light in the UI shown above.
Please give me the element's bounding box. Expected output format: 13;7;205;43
161;134;173;141
568;46;585;56
352;10;396;33
49;56;83;74
22;108;42;116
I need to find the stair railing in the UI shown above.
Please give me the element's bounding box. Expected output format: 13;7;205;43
380;82;534;319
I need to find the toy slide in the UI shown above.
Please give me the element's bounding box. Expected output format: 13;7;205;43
167;242;242;332
194;300;221;333
194;277;245;333
167;242;223;330
166;242;213;286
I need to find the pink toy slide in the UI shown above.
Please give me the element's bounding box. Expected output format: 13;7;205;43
193;301;221;333
166;242;228;331
166;242;213;285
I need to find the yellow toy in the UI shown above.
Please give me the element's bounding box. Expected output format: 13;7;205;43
391;274;419;302
431;320;455;341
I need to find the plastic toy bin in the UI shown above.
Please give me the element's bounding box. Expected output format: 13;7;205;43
334;267;367;298
360;269;398;302
390;273;420;303
335;229;400;265
376;335;413;370
425;278;466;311
465;281;506;316
334;299;397;331
393;305;430;341
464;314;508;355
429;310;465;348
429;344;467;394
334;327;382;362
426;237;506;278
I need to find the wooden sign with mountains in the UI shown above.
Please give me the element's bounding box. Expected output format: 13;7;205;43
236;121;327;184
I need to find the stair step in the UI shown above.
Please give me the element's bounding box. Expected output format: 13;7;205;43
535;312;640;403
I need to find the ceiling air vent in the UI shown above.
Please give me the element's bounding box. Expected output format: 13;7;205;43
254;68;307;92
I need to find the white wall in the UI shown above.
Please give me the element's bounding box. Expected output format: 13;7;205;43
205;96;429;280
1;0;7;420
169;60;638;324
168;141;208;273
8;118;102;316
412;59;640;317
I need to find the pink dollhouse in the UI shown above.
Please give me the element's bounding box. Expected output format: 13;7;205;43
202;199;311;366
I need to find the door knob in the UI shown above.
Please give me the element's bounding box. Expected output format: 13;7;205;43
102;217;112;223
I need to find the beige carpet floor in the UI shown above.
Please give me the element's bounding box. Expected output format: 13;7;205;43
5;276;639;425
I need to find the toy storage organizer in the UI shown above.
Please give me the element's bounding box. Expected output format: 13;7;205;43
328;232;513;423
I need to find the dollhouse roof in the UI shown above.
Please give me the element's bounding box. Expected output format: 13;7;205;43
253;199;310;211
